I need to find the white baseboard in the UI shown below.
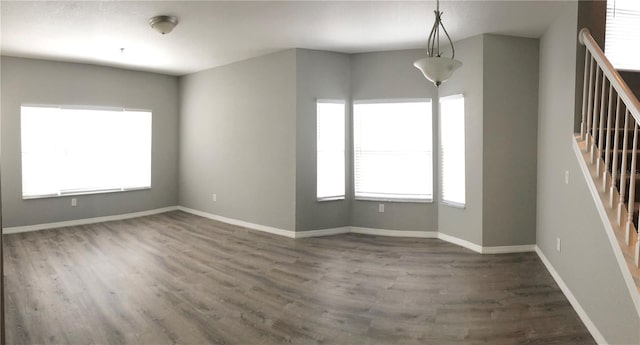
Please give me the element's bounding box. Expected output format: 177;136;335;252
295;227;351;238
177;209;440;240
535;246;607;345
177;206;297;238
350;226;438;238
431;233;536;254
436;232;483;253
2;206;179;234
176;209;534;255
481;244;537;254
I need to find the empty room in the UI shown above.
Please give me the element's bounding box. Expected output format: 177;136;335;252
1;0;639;344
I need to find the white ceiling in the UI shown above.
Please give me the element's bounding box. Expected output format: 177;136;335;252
0;1;574;76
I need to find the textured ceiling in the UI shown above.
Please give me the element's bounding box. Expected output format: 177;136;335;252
0;1;574;76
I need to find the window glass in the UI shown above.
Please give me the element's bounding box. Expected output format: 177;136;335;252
439;95;466;207
21;105;152;198
316;100;346;200
353;100;432;201
605;0;640;71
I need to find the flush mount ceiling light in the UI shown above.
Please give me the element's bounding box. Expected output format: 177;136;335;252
149;15;178;35
414;0;462;87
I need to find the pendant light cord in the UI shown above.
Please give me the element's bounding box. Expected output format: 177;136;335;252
425;0;455;59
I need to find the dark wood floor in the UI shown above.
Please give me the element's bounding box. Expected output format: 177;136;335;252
4;211;595;345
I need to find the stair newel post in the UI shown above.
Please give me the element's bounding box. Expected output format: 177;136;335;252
585;57;595;152
603;84;614;192
597;78;608;177
610;96;622;207
590;68;601;163
628;123;639;245
618;110;630;226
581;51;591;140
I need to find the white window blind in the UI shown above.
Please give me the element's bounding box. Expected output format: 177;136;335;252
605;0;640;71
353;100;432;201
439;94;466;207
21;105;152;199
316;100;345;200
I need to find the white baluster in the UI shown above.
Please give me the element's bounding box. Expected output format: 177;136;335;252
610;96;622;207
585;57;595;152
635;240;639;268
626;122;639;245
597;78;608;177
581;51;590;140
618;110;630;225
590;68;601;163
603;84;614;191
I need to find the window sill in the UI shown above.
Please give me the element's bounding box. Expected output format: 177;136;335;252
441;200;466;209
317;196;346;202
23;186;151;200
354;197;433;204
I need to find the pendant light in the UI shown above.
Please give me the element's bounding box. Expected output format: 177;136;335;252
414;0;462;87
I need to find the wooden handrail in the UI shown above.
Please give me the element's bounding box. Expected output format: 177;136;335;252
579;28;640;125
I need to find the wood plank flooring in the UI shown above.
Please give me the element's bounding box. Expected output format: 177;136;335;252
4;211;595;344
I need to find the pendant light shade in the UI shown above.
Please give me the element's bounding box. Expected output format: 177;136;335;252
149;15;179;35
414;0;462;87
414;57;462;87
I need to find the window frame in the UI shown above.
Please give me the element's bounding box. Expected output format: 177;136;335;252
352;98;433;203
316;99;346;202
438;93;466;208
20;104;153;200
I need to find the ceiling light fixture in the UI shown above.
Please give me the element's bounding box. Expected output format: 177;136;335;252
414;0;462;87
149;15;179;35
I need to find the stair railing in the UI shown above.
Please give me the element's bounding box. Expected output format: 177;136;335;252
579;28;640;267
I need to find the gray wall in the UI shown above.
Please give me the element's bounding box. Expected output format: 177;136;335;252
437;35;484;245
295;49;351;231
437;34;539;247
0;57;179;227
349;49;438;232
482;35;539;247
180;48;440;233
178;50;297;231
536;2;640;343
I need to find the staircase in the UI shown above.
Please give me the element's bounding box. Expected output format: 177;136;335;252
577;28;640;295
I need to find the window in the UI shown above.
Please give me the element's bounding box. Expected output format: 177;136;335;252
316;100;345;200
21;105;152;198
439;94;465;207
605;0;640;71
353;100;432;201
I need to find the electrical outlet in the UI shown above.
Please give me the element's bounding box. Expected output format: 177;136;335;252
564;170;570;185
556;237;561;252
212;193;217;202
71;198;77;207
378;203;384;213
